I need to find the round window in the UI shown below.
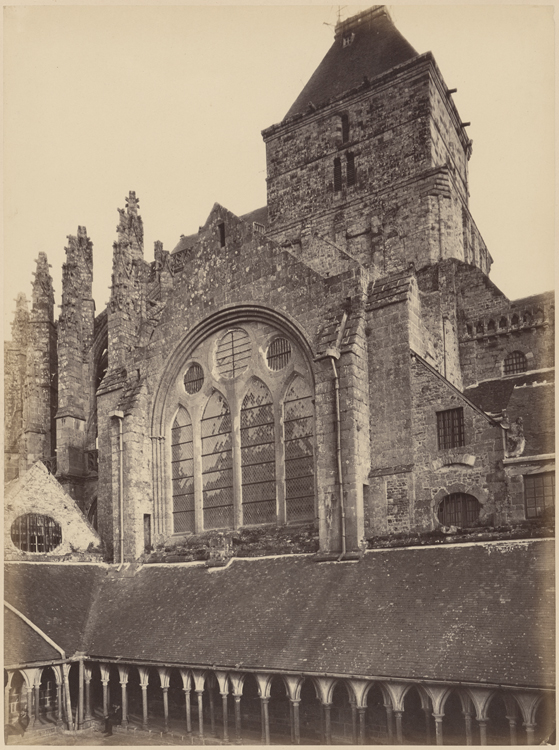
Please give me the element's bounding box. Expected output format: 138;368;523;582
266;337;292;371
11;514;62;553
184;363;204;394
216;328;251;378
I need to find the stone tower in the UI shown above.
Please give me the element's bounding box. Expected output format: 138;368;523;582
4;294;30;482
263;6;491;280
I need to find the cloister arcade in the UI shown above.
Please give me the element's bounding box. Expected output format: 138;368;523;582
5;662;554;745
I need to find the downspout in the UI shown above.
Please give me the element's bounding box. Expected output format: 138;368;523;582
328;354;346;561
110;410;125;566
442;315;447;380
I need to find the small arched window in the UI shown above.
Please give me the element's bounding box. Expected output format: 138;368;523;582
499;317;508;329
504;351;527;375
11;514;62;552
511;314;519;327
487;319;496;333
476;322;484;335
438;493;480;527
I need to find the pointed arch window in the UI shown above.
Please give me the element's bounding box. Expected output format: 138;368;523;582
171;406;195;533
201;392;234;529
241;379;276;525
284;377;315;522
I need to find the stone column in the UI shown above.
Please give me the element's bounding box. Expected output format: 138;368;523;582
33;681;41;727
290;700;300;745
84;666;92;721
350;701;358;745
55;680;64;726
357;706;366;745
385;704;394;744
162;687;169;733
463;710;473;745
422;706;432;744
260;697;270;745
4;679;11;727
394;709;403;744
221;691;229;743
120;681;129;728
141;685;149;730
183;688;192;735
234;695;242;745
506;714;517;745
323;703;332;745
101;681;109;721
196;690;204;741
477;718;488;745
433;713;444;745
524;723;536;745
78;660;85;728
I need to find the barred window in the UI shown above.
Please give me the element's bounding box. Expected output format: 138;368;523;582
169;323;315;534
438;493;480;527
11;514;62;553
267;337;291;371
241;379;276;525
334;158;342;192
504;350;527;375
171;406;195;533
525;473;555;519
346;152;356;186
436;408;465;450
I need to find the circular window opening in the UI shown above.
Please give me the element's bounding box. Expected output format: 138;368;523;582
438;493;480;528
216;328;251;378
11;514;62;553
266;337;292;371
184;363;204;394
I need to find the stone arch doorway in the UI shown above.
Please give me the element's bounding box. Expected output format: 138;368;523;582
7;670;26;725
402;685;431;744
38;666;57;724
534;694;556;744
365;682;389;744
268;675;290;742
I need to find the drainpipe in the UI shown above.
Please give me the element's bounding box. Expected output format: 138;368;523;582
442;315;448;380
110;410;125;566
325;349;346;560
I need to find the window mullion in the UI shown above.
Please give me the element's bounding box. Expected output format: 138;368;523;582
231;399;243;530
193;413;204;534
275;399;286;526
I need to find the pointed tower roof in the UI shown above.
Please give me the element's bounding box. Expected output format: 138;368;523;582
285;6;418;119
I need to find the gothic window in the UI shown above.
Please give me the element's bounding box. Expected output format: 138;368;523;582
284;377;315;522
504;350;527;375
436;407;465;450
499;317;508;329
438;493;480;527
511;314;519;327
346;152;356;186
487;319;496;333
476;321;484;335
241;379;276;525
201;392;233;530
341;113;350;143
11;514;62;553
171;406;195;533
524;472;555;519
167;322;315;534
334;158;342;192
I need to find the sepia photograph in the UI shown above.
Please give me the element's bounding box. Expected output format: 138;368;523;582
3;3;555;746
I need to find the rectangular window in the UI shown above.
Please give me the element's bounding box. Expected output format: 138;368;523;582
524;472;555;519
347;152;356;186
436;407;465;450
333;158;342;192
218;222;226;247
341;114;350;143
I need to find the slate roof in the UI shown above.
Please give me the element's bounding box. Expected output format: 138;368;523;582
4;563;106;656
465;371;554;415
5;541;551;688
285;7;418;119
4;607;62;667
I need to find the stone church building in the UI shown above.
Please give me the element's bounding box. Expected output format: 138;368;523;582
4;7;554;745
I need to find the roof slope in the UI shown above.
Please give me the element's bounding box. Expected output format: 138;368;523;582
285;7;418;119
4;606;61;667
4;563;107;656
81;540;554;688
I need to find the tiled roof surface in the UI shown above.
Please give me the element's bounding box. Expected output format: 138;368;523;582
4;606;61;667
465;372;553;414
285;8;418;119
78;541;555;688
4;563;106;656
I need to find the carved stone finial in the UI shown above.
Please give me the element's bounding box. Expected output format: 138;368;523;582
31;252;55;319
11;293;30;345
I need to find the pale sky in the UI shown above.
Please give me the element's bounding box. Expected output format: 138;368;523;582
3;4;555;339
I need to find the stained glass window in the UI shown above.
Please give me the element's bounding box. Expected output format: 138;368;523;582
171;406;195;533
201;392;234;529
241;379;276;525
